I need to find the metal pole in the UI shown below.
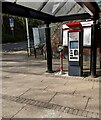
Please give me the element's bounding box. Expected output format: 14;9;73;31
45;23;53;73
10;27;14;37
100;45;101;69
34;47;36;58
25;18;31;56
59;28;63;74
99;25;101;69
90;20;97;77
60;51;63;74
60;27;63;44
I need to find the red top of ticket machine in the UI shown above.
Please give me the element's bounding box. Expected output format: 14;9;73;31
66;22;83;32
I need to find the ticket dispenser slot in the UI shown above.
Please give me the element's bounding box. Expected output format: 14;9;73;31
67;22;83;76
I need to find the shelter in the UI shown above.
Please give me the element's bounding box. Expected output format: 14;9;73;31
2;0;101;76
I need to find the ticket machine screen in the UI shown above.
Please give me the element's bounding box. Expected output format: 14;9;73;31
70;41;78;49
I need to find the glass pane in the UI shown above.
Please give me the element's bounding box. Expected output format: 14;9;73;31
68;4;84;15
3;0;16;2
41;2;58;15
78;8;86;14
41;0;66;15
55;1;76;16
16;1;46;10
95;0;101;11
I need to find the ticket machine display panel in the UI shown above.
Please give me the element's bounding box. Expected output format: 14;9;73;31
68;32;79;61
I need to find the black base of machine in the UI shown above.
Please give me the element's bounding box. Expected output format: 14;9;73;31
68;65;82;76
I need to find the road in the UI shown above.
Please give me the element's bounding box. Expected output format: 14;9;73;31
2;41;28;52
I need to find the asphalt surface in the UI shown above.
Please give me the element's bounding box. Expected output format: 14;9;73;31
2;41;28;52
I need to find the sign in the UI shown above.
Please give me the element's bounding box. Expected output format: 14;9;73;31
81;21;93;27
32;26;46;48
9;18;14;28
32;28;40;48
62;24;69;46
38;26;46;44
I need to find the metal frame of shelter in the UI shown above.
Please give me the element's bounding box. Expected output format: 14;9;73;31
2;0;101;77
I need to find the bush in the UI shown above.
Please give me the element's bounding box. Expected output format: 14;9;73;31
2;33;26;43
2;34;14;43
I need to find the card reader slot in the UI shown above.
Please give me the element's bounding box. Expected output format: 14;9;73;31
70;57;78;59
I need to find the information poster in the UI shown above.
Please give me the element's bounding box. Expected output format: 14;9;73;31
63;30;68;46
83;27;91;46
69;32;79;42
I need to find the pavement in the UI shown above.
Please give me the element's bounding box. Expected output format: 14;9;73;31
1;50;101;119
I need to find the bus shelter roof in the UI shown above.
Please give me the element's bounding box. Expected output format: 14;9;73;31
2;0;100;23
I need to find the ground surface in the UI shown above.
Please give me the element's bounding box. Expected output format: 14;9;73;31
1;42;101;119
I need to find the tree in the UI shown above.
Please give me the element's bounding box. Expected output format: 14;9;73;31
2;14;44;43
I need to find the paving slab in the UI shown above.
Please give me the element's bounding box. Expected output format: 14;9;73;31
92;82;99;89
2;99;25;118
0;97;2;119
77;81;93;89
3;86;31;97
17;74;45;82
75;88;99;99
12;105;61;118
46;84;76;94
42;77;67;85
2;71;13;78
65;79;83;87
3;74;48;91
3;67;29;74
86;99;99;113
66;79;93;89
50;93;88;110
10;79;48;90
3;73;43;83
21;89;56;103
27;82;48;90
59;111;86;118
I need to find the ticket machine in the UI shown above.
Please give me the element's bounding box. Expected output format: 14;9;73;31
66;22;83;76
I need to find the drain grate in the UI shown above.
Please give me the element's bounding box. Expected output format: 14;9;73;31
2;94;99;118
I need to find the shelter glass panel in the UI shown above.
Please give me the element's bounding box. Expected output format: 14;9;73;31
68;4;84;15
16;1;46;11
55;1;76;16
3;0;16;2
41;1;64;15
95;0;101;11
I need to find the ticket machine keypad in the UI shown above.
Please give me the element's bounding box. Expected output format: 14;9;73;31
69;49;79;60
69;42;79;61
